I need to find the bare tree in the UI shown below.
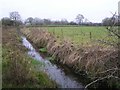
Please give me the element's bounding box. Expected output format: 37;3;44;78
61;19;68;25
25;17;34;25
75;14;84;25
9;11;21;26
33;17;44;25
10;11;21;21
102;17;111;26
98;13;120;47
43;19;51;25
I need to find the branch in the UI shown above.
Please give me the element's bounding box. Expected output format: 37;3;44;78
107;28;120;38
97;67;119;75
111;76;120;80
106;12;120;38
85;66;120;89
85;75;112;89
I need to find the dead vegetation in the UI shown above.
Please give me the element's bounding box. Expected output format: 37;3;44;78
2;27;57;88
21;27;120;89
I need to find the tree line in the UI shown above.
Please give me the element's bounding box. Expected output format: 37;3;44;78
1;11;120;26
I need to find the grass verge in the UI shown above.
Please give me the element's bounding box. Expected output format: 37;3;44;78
2;27;56;88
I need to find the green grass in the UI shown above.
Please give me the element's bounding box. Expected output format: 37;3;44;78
26;26;117;46
2;28;56;88
45;26;117;45
39;47;47;53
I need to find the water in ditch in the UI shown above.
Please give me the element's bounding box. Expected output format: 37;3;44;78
22;36;84;88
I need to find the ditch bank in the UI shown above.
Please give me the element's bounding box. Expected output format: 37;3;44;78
22;36;84;88
2;27;57;88
21;27;120;89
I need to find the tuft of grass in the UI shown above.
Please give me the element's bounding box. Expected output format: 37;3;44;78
37;72;56;88
39;48;47;53
45;56;55;62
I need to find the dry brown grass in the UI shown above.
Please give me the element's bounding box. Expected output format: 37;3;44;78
2;27;57;88
21;27;119;82
2;28;37;87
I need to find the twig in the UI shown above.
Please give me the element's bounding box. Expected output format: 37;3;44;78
111;76;120;80
85;75;112;89
85;72;120;89
106;13;120;38
97;67;118;75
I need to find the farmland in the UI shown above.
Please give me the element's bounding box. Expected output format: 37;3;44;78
47;26;107;44
1;25;119;89
21;26;119;89
28;26;117;46
1;0;120;89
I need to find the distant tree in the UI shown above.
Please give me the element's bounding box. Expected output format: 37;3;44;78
75;14;84;25
1;17;14;26
9;11;22;26
53;21;61;25
102;17;111;26
61;19;68;25
84;18;90;24
33;18;44;25
102;15;118;26
43;19;51;25
69;21;77;25
25;17;34;25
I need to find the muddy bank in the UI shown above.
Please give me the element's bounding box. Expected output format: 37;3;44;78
21;27;120;89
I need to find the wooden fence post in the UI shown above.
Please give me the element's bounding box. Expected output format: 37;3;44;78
61;29;64;40
90;32;92;40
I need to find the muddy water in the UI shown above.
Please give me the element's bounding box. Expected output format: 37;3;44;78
22;36;84;88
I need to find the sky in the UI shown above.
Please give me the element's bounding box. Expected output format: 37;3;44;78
0;0;119;23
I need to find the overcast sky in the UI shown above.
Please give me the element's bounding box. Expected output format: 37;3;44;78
0;0;119;23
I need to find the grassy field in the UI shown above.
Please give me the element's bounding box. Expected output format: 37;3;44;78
47;26;106;43
22;26;119;89
25;26;118;46
44;26;117;46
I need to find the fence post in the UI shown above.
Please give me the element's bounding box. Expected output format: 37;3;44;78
53;28;55;35
61;29;64;40
90;32;92;40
